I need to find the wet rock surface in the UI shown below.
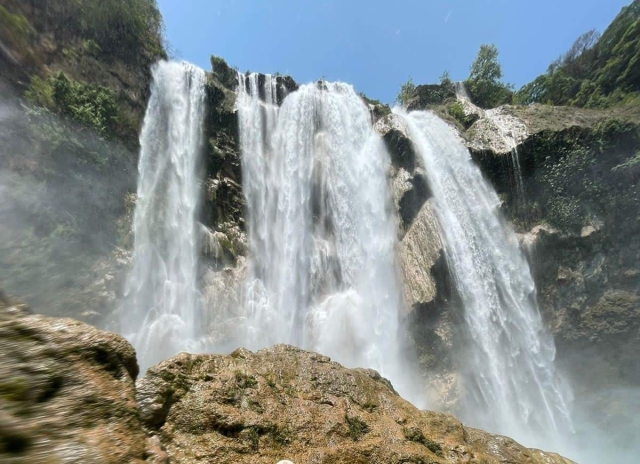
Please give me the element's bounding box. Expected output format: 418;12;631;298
138;344;573;464
0;297;146;463
0;298;575;463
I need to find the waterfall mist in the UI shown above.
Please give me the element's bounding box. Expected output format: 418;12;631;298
233;73;417;400
123;61;206;371
395;109;575;452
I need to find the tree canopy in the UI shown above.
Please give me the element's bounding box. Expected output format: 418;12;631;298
515;0;640;108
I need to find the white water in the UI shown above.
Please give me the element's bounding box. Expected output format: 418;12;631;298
123;61;206;370
236;73;414;396
395;109;574;450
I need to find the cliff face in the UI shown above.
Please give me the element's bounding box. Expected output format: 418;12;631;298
465;102;640;395
0;0;165;323
1;1;639;458
0;299;573;464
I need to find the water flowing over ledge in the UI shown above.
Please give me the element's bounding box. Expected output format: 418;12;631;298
235;73;417;399
123;61;206;370
394;108;574;451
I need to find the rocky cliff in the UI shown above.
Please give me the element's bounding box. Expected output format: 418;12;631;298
396;80;640;434
0;298;574;464
0;0;165;323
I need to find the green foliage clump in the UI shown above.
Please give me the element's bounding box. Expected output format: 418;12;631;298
465;44;513;108
345;414;370;441
234;371;258;389
26;72;119;137
515;1;640;108
396;77;416;107
403;427;444;457
447;101;475;128
210;55;239;89
439;70;454;90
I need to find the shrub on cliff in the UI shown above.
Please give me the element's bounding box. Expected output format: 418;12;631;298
26;72;120;137
395;77;416;107
464;44;513;109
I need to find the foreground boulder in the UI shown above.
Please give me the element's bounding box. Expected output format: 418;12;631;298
0;292;573;463
137;344;573;464
0;295;148;463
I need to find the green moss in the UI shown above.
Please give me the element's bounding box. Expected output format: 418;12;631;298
234;371;258;389
270;424;292;446
0;6;33;44
613;151;640;172
0;377;28;402
345;414;370;441
403;427;444;457
82;39;102;56
245;426;260;452
446;101;477;129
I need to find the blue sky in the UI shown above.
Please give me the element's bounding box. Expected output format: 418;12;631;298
157;0;631;104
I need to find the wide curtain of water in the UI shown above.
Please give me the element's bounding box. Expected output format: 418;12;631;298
235;74;416;398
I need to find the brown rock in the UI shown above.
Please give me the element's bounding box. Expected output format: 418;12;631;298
0;302;147;463
137;344;572;464
398;201;443;311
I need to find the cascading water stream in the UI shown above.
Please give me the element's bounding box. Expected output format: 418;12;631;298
236;73;415;398
394;109;574;450
123;61;206;371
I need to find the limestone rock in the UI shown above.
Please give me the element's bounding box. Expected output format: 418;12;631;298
375;114;431;237
137;344;572;464
398;201;443;310
0;301;146;463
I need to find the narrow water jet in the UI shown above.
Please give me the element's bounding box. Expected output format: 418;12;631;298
123;61;206;371
395;109;574;451
235;74;416;399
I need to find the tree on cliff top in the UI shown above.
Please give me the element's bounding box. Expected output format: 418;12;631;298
465;44;513;108
395;77;416;107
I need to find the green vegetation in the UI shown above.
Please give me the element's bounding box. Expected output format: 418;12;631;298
464;44;513;108
41;0;165;62
515;0;640;108
439;70;453;89
234;371;258;389
447;101;477;128
525;120;640;232
344;414;370;441
210;55;239;89
26;72;120;137
403;427;444;457
395;77;416;106
0;5;33;46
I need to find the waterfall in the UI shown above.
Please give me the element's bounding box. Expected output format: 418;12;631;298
395;109;574;449
454;81;471;101
123;61;206;370
236;73;413;396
